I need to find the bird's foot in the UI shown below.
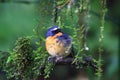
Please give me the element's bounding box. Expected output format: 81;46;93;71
55;56;63;62
82;55;98;70
48;56;64;63
48;56;56;63
83;55;93;62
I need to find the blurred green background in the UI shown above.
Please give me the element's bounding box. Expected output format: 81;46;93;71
0;0;119;80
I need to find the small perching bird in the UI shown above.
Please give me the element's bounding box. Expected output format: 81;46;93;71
45;26;73;61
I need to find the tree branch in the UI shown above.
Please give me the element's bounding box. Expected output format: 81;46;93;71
48;55;98;70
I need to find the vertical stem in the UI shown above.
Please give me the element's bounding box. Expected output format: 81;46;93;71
78;0;85;49
97;0;107;80
73;0;90;63
53;0;58;24
78;0;90;51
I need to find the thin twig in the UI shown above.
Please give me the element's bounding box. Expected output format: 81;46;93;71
57;0;70;9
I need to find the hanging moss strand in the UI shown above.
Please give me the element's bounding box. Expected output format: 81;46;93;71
97;0;107;80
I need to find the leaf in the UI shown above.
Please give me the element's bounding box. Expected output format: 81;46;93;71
6;57;12;63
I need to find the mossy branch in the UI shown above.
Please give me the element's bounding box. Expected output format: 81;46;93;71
96;0;107;80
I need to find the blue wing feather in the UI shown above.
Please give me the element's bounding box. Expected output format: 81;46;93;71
57;33;72;47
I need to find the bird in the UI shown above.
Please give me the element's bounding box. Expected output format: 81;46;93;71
45;26;73;61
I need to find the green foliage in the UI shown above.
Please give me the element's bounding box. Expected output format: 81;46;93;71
32;45;48;78
4;37;34;80
32;36;50;79
0;0;119;80
2;35;54;80
44;62;54;78
70;0;92;67
57;0;66;5
96;0;107;80
0;51;8;69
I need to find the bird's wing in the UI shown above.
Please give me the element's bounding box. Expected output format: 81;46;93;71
58;33;75;58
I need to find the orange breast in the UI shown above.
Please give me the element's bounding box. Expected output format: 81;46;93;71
45;32;71;57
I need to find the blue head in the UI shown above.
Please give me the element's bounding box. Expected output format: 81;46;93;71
46;26;61;38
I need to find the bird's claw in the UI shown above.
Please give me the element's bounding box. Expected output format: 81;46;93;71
48;56;64;63
55;56;63;62
48;56;56;63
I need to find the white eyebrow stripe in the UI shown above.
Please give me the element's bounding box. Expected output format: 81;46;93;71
53;28;58;30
